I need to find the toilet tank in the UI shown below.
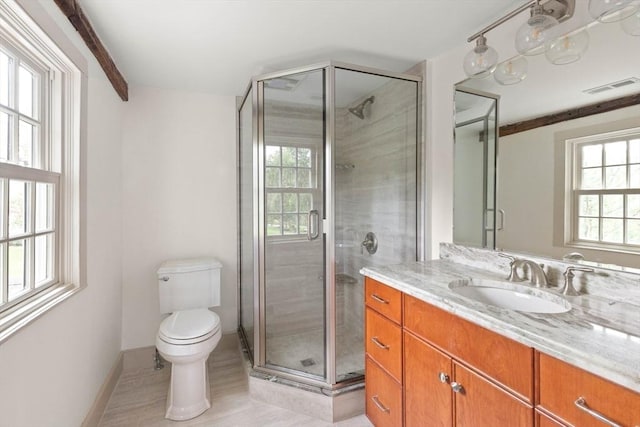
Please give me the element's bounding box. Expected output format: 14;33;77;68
158;258;222;314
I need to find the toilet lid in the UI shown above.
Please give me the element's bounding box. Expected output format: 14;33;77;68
159;309;220;344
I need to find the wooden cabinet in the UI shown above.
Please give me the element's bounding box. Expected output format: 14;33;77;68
537;352;640;427
365;277;403;426
403;300;533;427
364;275;638;427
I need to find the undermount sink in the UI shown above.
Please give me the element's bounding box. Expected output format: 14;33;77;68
448;279;571;314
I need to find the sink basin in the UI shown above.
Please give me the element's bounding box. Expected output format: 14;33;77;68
448;279;571;314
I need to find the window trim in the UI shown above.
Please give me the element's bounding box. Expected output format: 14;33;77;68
264;142;319;241
0;0;85;344
565;126;640;254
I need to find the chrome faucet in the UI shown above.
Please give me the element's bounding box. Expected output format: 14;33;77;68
517;259;549;288
498;253;549;287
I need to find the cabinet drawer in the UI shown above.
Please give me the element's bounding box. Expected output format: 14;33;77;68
454;361;534;427
365;277;402;324
365;307;402;383
537;352;640;427
365;355;402;427
404;294;534;402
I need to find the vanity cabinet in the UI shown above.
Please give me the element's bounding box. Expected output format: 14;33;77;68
536;352;640;427
403;294;533;427
364;276;639;427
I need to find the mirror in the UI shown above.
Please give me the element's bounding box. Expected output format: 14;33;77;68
453;89;498;249
454;14;640;268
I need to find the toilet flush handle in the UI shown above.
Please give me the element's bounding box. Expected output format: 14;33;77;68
160;276;169;282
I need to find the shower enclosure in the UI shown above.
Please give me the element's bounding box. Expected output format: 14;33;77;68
237;61;422;390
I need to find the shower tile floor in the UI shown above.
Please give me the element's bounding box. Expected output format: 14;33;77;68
99;334;371;427
266;326;364;379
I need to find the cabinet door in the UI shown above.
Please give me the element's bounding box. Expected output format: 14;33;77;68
404;331;453;427
366;356;402;427
454;362;533;427
536;410;566;427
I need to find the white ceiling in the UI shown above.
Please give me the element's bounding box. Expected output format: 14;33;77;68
77;0;525;96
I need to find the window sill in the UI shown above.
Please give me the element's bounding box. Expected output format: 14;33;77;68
566;241;640;256
0;282;83;345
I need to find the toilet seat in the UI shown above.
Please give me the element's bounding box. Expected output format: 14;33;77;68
158;308;221;346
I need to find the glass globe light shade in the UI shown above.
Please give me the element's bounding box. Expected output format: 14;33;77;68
545;28;590;65
589;0;638;23
621;10;640;35
493;57;528;85
515;5;560;55
463;36;498;79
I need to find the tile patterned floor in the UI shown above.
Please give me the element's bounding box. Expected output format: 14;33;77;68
98;338;372;427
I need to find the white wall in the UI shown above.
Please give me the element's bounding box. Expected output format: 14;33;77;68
0;2;124;425
121;86;237;350
498;104;640;268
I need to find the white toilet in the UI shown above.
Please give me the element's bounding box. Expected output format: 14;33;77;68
155;258;223;421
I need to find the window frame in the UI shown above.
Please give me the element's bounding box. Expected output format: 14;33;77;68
264;142;318;241
0;0;84;344
567;126;640;253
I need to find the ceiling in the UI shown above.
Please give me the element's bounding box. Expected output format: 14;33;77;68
76;0;525;96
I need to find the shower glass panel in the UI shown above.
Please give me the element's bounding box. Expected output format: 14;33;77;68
237;61;422;391
334;69;418;382
238;89;255;358
263;69;326;378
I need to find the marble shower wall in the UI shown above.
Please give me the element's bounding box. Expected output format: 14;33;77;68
335;77;419;335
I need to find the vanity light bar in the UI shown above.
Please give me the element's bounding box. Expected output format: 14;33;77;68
583;77;640;95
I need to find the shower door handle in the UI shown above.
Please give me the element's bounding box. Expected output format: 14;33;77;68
307;210;320;241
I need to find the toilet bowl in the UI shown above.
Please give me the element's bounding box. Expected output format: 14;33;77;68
156;308;222;421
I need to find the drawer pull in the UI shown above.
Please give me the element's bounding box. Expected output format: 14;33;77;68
575;397;622;427
370;294;389;304
371;336;389;350
451;382;464;393
371;395;390;413
438;372;450;383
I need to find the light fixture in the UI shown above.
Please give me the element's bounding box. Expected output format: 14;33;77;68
493;57;528;85
589;0;638;23
621;9;640;35
515;2;560;55
463;35;498;79
545;27;590;65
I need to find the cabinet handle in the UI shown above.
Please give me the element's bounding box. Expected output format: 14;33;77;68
371;395;390;413
451;382;464;393
371;337;389;350
575;397;622;427
438;372;450;383
371;294;389;304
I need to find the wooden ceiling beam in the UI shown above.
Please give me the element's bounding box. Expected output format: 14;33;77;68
53;0;128;101
499;92;640;137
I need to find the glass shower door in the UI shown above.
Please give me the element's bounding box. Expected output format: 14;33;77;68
262;69;326;378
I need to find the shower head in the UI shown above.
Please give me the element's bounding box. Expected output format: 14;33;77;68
348;96;375;120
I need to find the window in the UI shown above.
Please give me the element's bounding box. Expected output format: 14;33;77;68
568;127;640;251
0;0;83;342
265;144;316;237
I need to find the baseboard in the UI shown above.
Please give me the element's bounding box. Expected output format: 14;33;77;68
81;352;123;427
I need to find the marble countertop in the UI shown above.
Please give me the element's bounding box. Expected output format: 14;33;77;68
360;260;640;394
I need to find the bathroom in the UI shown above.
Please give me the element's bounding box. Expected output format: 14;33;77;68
0;0;639;426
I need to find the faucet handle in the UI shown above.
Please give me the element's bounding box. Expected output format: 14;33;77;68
498;253;522;282
562;266;594;296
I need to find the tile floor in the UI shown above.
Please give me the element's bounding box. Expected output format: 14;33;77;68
98;337;373;427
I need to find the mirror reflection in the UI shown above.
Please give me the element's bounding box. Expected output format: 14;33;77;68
454;14;640;268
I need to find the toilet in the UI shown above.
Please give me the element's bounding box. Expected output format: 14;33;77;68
155;258;223;421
